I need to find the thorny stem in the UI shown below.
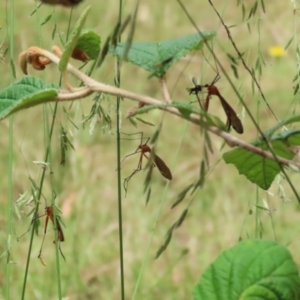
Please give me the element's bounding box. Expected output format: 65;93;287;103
20;46;300;172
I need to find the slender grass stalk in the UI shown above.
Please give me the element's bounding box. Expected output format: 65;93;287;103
45;103;63;299
21;102;60;299
116;82;125;300
5;80;13;300
116;0;125;298
132;121;189;299
43;10;77;297
5;0;15;298
255;186;260;238
22;7;76;297
269;206;277;241
20;4;60;298
45;9;77;299
115;2;142;297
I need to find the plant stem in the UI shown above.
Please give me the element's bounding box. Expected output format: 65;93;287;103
116;1;125;299
5;0;15;297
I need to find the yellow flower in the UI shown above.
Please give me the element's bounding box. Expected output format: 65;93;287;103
268;46;285;57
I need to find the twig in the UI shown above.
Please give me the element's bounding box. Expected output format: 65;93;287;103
19;46;300;172
159;76;172;103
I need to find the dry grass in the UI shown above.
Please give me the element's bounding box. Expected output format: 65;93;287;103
1;0;300;299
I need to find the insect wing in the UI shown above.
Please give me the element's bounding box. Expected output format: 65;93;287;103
45;206;65;242
55;218;65;242
219;97;243;134
231;115;243;134
192;77;198;86
154;154;172;180
40;0;83;6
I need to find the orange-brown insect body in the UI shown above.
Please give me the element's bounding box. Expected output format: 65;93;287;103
38;206;66;264
139;144;151;153
205;85;243;134
138;144;172;180
45;206;65;242
123;141;172;194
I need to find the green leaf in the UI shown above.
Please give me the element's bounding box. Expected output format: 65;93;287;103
52;23;57;40
175;208;188;228
130;101;227;131
171;183;194;209
271;129;300;145
134;117;155;126
96;35;110;68
41;12;53;26
59;6;91;71
192;160;206;194
145;188;151;206
193;240;300;300
156;209;189;259
128;117;137;127
254;204;271;212
131;102;199;119
150;125;161;144
0;76;58;121
262;114;300;138
173;102;226;130
285;36;294;50
63;106;79;129
223;129;300;190
155;232;172;259
75;29;101;60
173;101;200;119
109;31;216;77
236;125;300;189
223;140;294;190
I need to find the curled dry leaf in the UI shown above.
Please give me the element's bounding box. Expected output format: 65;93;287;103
19;47;51;75
19;45;89;76
71;48;90;62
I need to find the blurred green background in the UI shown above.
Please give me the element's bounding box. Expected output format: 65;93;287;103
1;0;300;299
